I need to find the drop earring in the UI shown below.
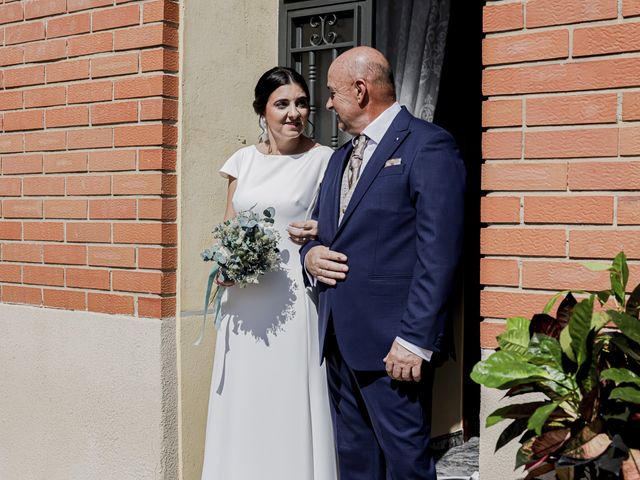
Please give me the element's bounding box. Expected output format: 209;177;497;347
258;115;268;144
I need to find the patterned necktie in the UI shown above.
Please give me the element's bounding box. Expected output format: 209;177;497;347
339;134;369;223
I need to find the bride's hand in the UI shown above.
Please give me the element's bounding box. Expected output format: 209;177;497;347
215;273;234;287
288;220;318;245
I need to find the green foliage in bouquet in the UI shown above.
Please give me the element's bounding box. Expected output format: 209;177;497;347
472;252;640;480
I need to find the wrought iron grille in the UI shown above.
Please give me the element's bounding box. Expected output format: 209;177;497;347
279;0;373;148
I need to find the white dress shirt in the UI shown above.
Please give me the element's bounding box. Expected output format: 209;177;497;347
307;102;433;362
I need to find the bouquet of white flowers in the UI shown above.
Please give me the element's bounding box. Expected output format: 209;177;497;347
195;206;281;344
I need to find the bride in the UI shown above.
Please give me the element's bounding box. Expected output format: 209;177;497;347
200;67;337;480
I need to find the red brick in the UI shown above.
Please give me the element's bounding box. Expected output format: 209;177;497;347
88;292;134;315
44;199;87;219
46;106;89;128
113;223;176;244
67;81;112;104
67;128;112;149
114;74;178;99
527;94;617;127
46;59;90;84
574;23;640;57
2;154;42;174
43;152;87;173
484;58;640;96
68;0;113;12
0;91;24;111
24;86;65;108
0;264;22;283
24;38;66;62
114;124;176;147
484;30;568;66
623;91;640;121
480;258;520;286
92;4;139;31
521;260;629;292
138;198;176;220
88;245;135;267
0;177;22;196
0;3;24;25
619;197;640;225
5;21;45;45
46;12;90;38
43;244;86;264
481;290;552;319
569;161;640;190
2;199;42;218
24;0;66;20
23;265;64;286
23;221;64;241
624;0;640;17
89;198;136;219
66;175;111;195
0;221;22;240
138;148;175;171
66;222;110;242
1;243;43;262
25;131;66;152
67;31;113;57
482;99;522;128
0;134;24;154
91;101;138;125
0;46;24;66
113;173;174;195
482;162;567;191
66;267;110;289
480;196;520;224
91;53;138;78
4;110;43;132
138;295;175;318
482;131;522;160
141;47;178;73
525;128;618;159
143;0;179;23
140;98;177;121
88;149;136;171
112;270;173;294
2;285;42;305
481;321;505;349
137;246;176;269
620;126;640;156
526;0;616;28
570;230;640;259
23;176;65;196
481;227;566;256
114;23;178;50
4;65;45;88
43;288;86;309
524;196;613;224
483;2;523;33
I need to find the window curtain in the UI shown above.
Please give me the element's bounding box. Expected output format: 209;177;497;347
376;0;451;121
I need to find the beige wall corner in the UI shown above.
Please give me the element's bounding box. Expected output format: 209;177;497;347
179;1;279;479
0;304;177;480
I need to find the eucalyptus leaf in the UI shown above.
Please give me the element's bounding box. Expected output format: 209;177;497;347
610;386;640;404
528;401;561;435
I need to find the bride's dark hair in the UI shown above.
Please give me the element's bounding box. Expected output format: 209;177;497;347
253;67;310;116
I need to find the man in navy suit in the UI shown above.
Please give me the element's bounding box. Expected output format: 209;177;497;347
300;47;465;479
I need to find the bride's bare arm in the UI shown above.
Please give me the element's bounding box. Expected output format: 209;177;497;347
217;177;238;286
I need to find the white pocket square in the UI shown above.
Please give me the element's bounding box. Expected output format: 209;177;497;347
384;158;402;167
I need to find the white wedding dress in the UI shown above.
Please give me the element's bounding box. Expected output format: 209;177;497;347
201;145;338;480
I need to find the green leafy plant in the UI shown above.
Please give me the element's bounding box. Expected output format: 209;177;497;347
472;252;640;479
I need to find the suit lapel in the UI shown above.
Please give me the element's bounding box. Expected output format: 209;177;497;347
332;108;412;241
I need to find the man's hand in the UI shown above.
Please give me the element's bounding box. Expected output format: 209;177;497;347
383;340;423;382
288;220;317;245
305;245;348;286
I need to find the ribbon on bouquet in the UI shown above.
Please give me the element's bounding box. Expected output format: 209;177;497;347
193;264;226;346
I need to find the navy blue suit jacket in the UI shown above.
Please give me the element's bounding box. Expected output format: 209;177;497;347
301;107;466;371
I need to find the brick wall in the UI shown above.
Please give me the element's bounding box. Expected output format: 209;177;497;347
481;0;640;347
0;0;178;318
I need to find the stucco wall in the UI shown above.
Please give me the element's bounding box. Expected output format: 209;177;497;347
178;1;279;479
0;304;177;479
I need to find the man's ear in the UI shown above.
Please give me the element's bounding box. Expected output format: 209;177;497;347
354;79;368;105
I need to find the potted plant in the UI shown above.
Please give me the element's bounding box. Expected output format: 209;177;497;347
472;252;640;479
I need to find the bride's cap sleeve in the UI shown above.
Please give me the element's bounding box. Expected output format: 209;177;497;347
219;149;242;179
